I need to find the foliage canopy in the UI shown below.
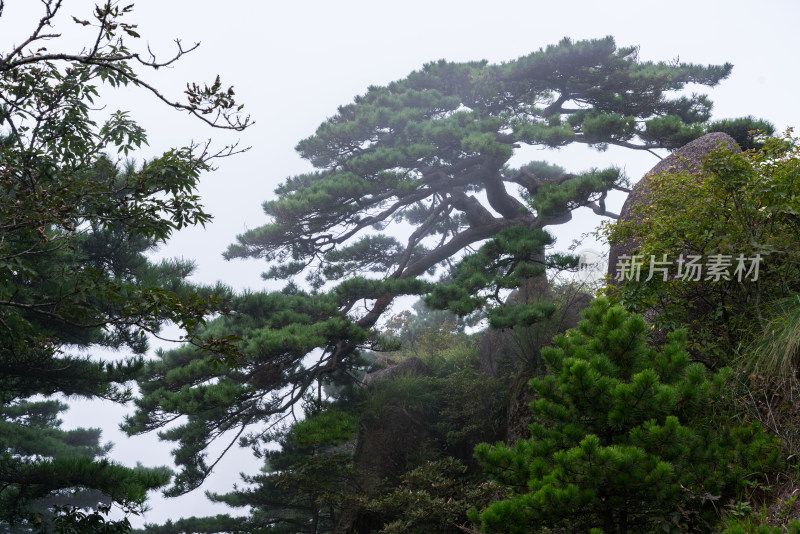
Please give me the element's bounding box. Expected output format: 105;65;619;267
0;0;249;529
473;298;779;533
129;37;768;494
601;130;800;363
227;36;746;324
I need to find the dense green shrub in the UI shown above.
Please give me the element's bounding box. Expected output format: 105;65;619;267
601;131;800;366
472;298;779;534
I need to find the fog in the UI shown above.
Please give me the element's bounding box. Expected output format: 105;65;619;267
2;0;799;527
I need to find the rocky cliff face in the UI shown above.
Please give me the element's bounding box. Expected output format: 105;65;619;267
607;132;741;280
335;357;433;534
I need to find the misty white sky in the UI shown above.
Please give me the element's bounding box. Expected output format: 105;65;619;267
3;0;800;527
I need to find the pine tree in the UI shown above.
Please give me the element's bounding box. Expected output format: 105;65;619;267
128;37;770;494
139;404;359;534
0;1;249;529
138;307;506;534
472;298;779;533
0;399;157;533
225;36;767;327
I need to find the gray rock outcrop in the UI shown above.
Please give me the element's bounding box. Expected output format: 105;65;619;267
361;355;431;385
607;132;741;280
337;356;434;534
